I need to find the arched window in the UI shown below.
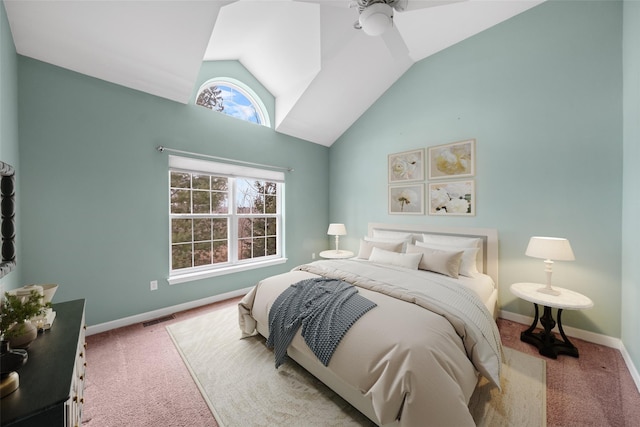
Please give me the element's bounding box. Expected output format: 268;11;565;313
195;78;270;127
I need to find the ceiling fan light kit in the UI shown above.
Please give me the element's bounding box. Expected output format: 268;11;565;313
359;2;394;36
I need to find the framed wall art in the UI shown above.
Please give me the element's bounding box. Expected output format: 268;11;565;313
428;180;475;216
428;139;475;180
388;149;424;183
389;184;424;215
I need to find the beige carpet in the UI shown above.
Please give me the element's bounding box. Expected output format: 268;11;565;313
167;305;546;427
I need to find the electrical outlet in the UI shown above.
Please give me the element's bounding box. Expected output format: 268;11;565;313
311;253;316;260
150;280;158;291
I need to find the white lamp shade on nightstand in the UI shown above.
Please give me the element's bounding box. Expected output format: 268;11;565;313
327;223;347;236
525;236;575;296
526;236;575;261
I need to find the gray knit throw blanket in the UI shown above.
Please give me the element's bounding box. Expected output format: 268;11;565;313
267;277;377;368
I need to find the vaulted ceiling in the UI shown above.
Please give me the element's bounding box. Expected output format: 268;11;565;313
3;0;544;146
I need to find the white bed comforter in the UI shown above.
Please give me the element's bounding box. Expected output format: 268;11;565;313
239;259;502;426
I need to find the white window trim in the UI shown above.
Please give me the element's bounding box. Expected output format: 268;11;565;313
168;155;285;282
169;155;284;182
168;256;288;285
195;77;271;128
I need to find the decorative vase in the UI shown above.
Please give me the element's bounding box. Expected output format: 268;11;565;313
0;339;28;376
7;321;38;349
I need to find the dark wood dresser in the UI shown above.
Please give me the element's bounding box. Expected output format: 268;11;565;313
1;299;86;426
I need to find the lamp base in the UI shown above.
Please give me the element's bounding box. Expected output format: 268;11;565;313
537;286;561;296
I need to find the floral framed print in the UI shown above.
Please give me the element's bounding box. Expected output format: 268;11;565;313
428;180;475;216
389;184;424;215
428;139;475;180
388;149;424;183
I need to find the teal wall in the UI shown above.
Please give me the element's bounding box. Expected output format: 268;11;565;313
17;58;330;326
622;0;640;374
0;1;21;290
330;0;623;338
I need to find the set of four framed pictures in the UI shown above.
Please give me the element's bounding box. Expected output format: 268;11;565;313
388;139;475;216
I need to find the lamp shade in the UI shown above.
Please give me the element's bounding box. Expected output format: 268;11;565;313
525;236;575;261
327;223;347;236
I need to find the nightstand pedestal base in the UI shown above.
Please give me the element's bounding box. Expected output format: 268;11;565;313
521;303;579;359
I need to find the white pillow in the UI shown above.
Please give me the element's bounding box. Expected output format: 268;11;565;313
356;239;403;259
421;234;481;249
421;234;483;273
369;247;422;270
415;241;480;277
406;244;463;278
364;235;411;252
372;230;414;241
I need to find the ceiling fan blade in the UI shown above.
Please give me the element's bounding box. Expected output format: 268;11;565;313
294;0;353;8
393;0;466;13
381;24;413;68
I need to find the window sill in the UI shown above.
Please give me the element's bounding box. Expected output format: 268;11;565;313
168;257;288;285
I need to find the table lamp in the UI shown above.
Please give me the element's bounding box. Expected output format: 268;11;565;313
327;223;347;253
525;236;575;296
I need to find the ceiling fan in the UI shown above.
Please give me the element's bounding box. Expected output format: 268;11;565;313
348;0;463;64
353;0;401;36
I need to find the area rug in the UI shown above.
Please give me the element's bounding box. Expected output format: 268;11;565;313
166;305;546;427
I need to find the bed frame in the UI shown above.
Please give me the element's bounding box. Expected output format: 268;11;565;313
285;223;500;427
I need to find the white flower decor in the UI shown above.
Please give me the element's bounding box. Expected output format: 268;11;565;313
397;189;417;212
445;198;470;214
389;184;424;215
428;180;475;216
428;139;475;180
392;157;417;180
388;149;424;182
435;146;470;175
430;188;449;211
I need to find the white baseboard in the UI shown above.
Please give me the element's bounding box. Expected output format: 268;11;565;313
619;342;640;394
86;287;252;336
499;309;640;393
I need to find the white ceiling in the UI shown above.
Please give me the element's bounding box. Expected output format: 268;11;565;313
3;0;544;146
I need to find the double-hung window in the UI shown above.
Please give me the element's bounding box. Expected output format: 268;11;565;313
168;155;285;284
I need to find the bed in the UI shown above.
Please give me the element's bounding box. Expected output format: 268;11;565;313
238;223;502;426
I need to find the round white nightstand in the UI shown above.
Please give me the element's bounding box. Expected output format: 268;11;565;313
510;282;593;359
319;250;354;259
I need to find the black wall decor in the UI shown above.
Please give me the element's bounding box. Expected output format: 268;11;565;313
0;161;16;278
